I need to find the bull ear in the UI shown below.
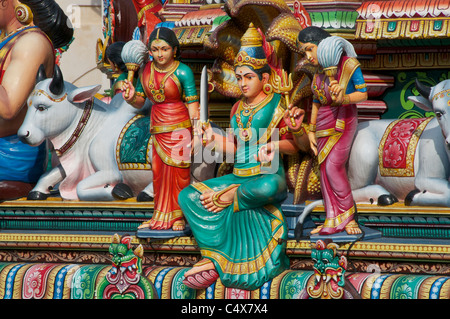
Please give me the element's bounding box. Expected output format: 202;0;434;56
49;65;65;96
68;85;102;103
408;95;433;112
36;64;47;83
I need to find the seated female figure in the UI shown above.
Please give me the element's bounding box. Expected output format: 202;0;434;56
178;24;302;290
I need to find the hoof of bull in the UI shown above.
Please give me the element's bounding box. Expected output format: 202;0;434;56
405;189;421;206
27;191;50;200
377;194;398;206
137;191;153;202
112;183;134;200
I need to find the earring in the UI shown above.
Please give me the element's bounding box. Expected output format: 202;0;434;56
263;83;273;94
15;4;33;25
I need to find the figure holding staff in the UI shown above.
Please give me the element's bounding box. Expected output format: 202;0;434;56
122;27;200;231
293;26;368;235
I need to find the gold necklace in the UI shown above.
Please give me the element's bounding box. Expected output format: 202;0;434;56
236;93;272;141
313;74;328;105
0;25;29;41
148;60;179;103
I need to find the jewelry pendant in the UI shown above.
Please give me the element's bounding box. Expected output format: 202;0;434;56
154;94;165;103
239;128;252;141
154;91;165;102
151;88;165;103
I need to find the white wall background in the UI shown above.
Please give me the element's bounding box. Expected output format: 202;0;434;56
55;0;110;93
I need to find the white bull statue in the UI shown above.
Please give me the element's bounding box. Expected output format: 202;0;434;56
349;78;450;207
18;65;220;202
296;79;450;235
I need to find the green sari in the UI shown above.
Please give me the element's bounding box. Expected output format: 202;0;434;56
178;93;290;290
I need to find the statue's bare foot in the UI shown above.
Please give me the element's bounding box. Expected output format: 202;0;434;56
199;191;222;212
183;258;219;289
345;220;362;235
137;219;151;229
200;185;238;213
137;218;158;230
172;219;185;231
310;225;323;235
137;218;185;231
184;258;215;277
310;221;362;235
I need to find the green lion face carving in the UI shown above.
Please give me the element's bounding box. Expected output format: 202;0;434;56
308;239;348;299
96;234;156;299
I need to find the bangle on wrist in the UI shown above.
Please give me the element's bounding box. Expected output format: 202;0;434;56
273;141;280;151
309;123;316;132
291;127;305;136
343;95;350;105
131;93;137;104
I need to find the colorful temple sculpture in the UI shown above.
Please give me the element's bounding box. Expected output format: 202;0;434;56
0;0;449;301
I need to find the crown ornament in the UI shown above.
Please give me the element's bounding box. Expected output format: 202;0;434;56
234;23;267;70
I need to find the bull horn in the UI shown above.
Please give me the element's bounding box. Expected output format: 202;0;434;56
49;64;64;96
415;79;432;100
36;64;47;83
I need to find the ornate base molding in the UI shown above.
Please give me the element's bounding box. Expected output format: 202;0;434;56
0;199;449;298
0;262;448;299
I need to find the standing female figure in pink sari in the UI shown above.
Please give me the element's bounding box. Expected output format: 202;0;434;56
295;26;368;235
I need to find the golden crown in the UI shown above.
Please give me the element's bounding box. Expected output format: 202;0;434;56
234;23;267;70
240;23;263;47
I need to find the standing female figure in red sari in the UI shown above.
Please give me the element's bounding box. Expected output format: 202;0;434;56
123;27;199;231
295;26;368;235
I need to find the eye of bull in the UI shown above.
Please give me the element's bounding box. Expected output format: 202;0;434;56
35;105;48;112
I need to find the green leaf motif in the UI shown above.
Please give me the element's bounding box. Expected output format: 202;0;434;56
119;116;151;164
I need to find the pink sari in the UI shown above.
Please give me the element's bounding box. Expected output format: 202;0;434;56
312;57;359;235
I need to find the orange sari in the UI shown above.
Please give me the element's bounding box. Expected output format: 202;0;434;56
140;61;194;229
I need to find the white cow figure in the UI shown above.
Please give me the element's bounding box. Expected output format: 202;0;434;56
348;79;450;207
18;65;154;201
19;65;221;202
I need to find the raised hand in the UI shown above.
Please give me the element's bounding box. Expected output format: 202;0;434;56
329;80;344;105
254;141;277;163
283;105;305;132
122;80;136;103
